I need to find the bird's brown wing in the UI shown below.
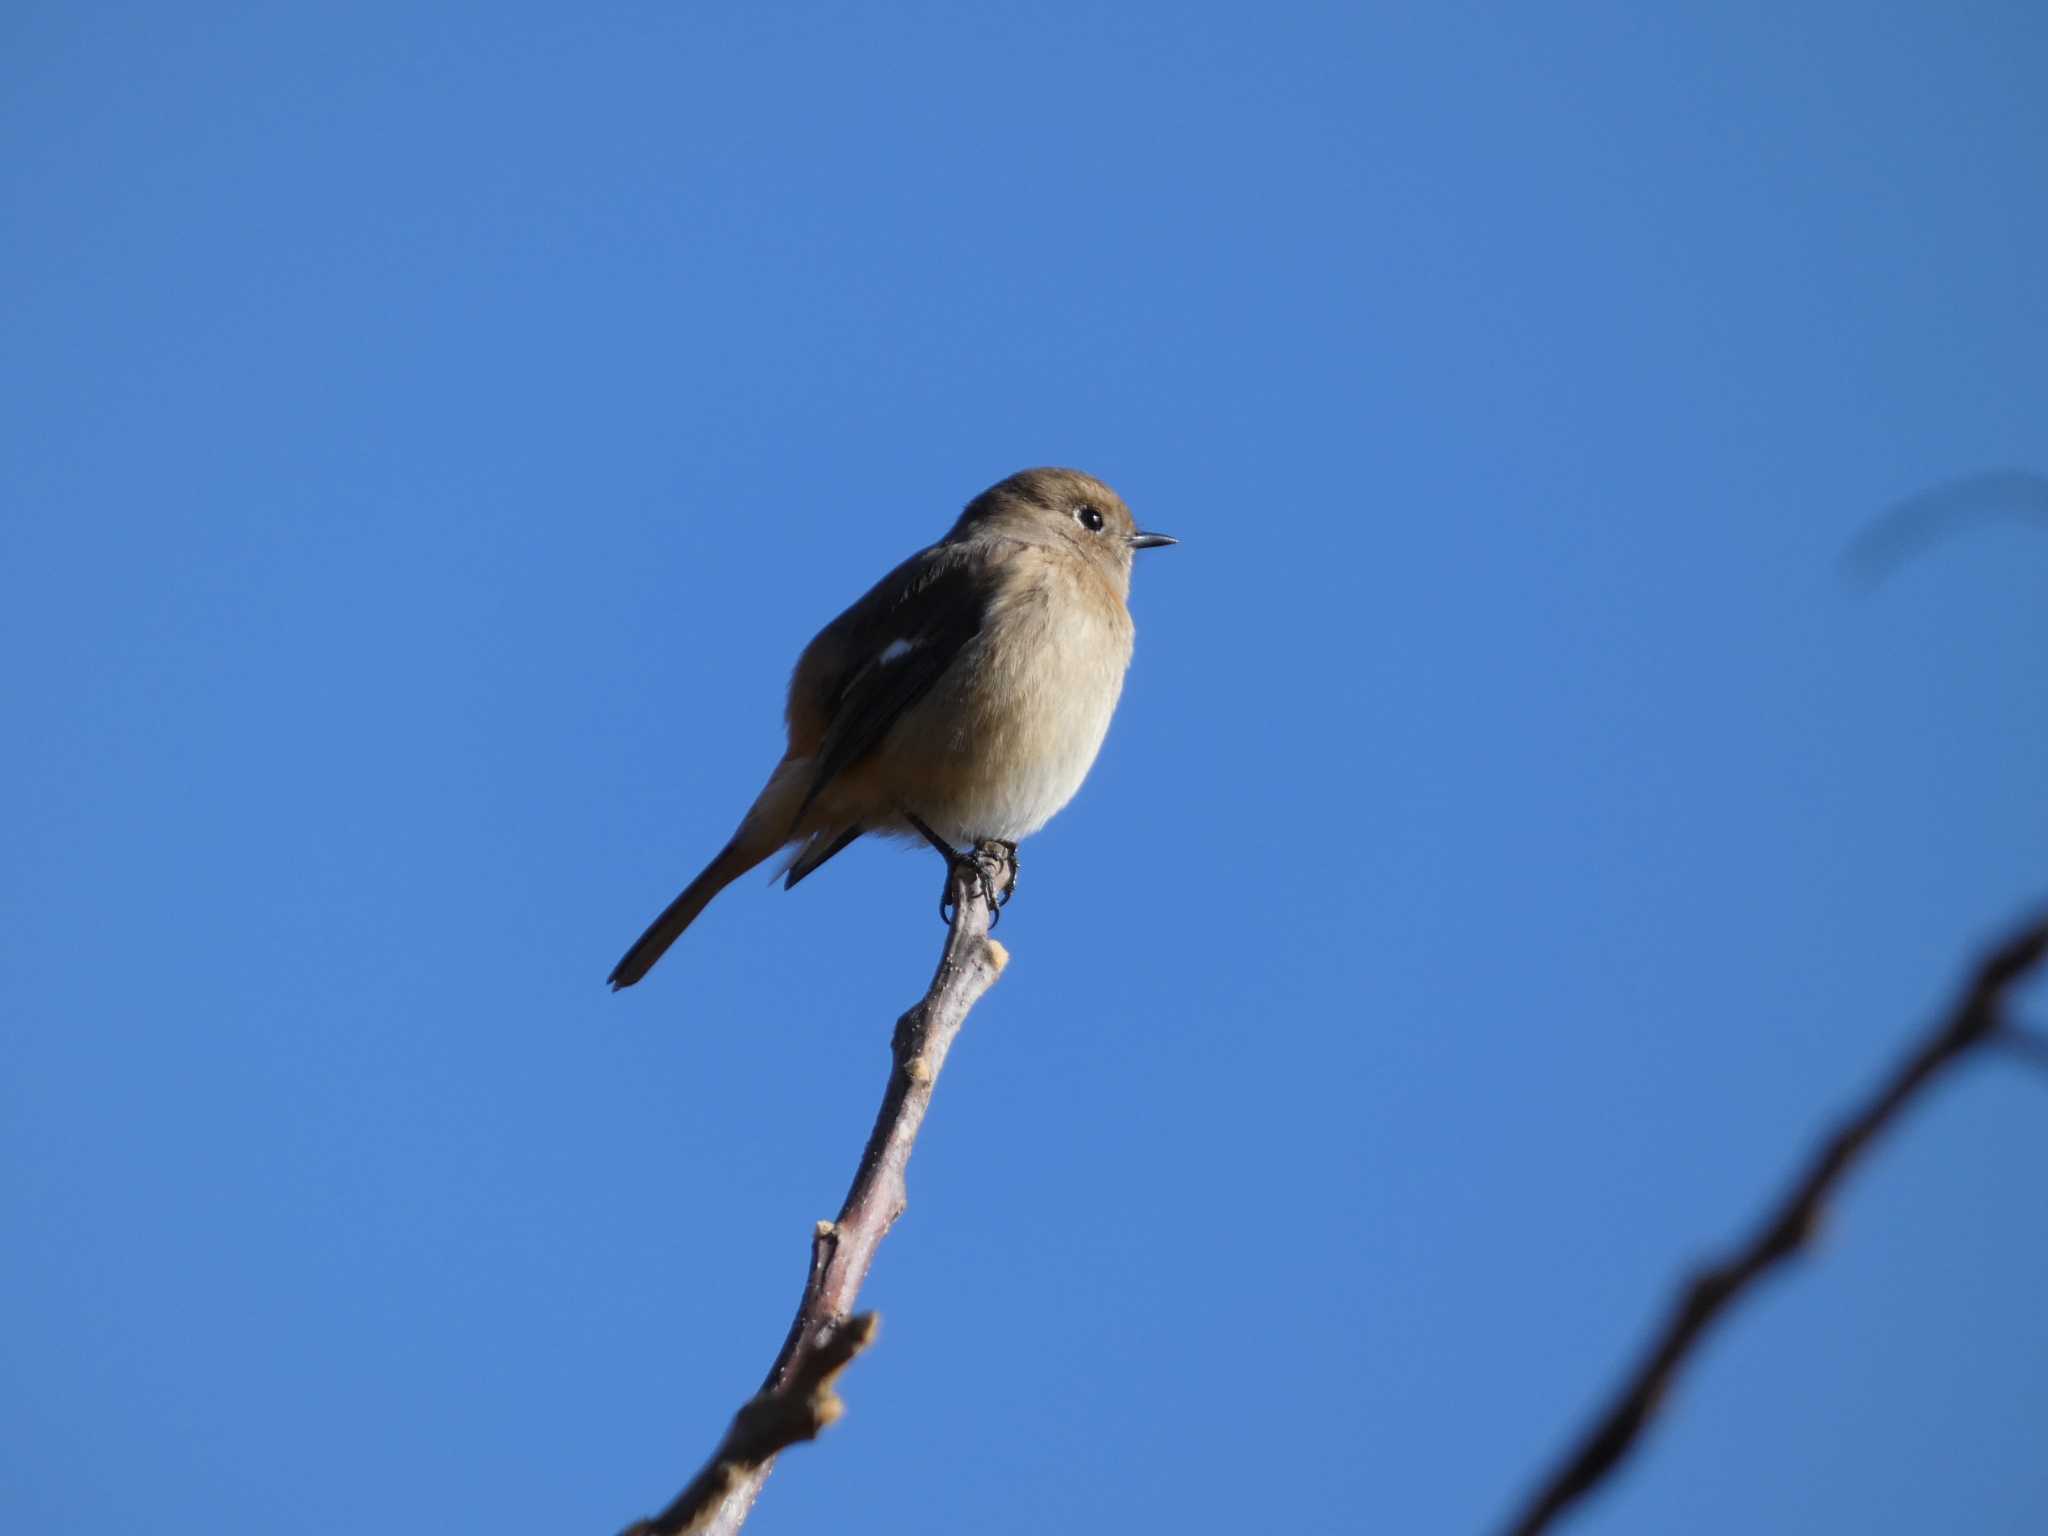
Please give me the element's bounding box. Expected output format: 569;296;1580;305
795;542;998;821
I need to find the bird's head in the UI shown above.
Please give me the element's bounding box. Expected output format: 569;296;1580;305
952;467;1176;593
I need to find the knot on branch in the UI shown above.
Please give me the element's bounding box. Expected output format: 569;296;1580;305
621;1316;878;1536
727;1314;877;1454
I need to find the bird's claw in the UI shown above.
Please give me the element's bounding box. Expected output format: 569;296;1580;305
938;841;1018;928
989;840;1019;906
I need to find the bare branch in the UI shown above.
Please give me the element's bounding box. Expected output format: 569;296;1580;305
1499;911;2048;1536
619;849;1014;1536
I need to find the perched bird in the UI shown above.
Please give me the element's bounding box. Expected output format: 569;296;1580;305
608;467;1175;989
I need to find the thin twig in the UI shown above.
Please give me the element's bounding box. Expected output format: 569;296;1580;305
619;849;1014;1536
1500;911;2048;1536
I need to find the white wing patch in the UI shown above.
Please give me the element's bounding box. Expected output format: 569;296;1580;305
878;637;919;664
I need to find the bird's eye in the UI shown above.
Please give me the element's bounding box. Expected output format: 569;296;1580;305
1075;505;1105;532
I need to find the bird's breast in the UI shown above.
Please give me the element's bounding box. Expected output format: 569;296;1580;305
892;562;1134;844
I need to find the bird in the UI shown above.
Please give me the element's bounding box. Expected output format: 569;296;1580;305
607;467;1176;990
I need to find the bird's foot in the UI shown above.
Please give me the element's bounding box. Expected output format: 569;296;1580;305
940;842;1014;928
904;811;1013;927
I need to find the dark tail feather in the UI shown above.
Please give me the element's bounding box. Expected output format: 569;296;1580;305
784;822;864;890
607;839;768;990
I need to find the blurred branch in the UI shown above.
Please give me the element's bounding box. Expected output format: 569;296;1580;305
619;848;1014;1536
1500;909;2048;1536
1844;468;2048;586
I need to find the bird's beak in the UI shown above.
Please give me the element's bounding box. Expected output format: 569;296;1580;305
1128;531;1178;550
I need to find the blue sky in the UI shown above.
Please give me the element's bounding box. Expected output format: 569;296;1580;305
4;3;2046;1532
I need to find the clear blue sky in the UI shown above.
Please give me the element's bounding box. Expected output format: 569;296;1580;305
5;3;2046;1532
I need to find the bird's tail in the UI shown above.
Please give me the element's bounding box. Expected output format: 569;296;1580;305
607;837;772;990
